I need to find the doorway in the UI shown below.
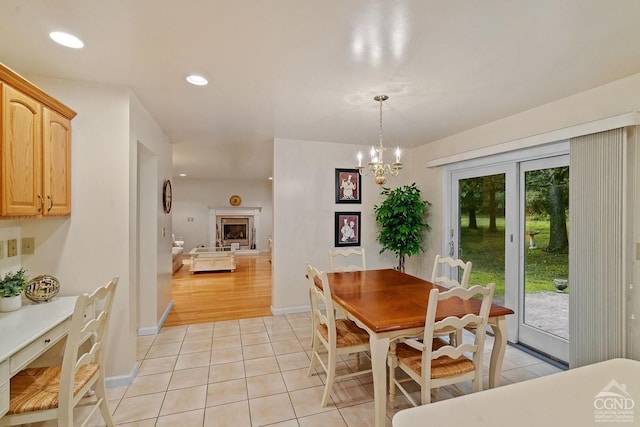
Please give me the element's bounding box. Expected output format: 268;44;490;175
445;142;569;363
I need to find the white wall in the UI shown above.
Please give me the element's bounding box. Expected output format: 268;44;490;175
130;94;173;334
2;75;173;382
272;138;403;313
0;223;23;277
16;77;136;379
171;178;274;252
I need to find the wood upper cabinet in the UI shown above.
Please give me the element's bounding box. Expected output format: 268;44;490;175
43;108;71;215
0;64;76;218
1;84;42;216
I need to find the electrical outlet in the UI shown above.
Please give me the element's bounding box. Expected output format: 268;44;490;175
21;237;35;254
7;239;17;257
0;241;4;259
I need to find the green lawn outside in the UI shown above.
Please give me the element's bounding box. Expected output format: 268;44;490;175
460;216;569;296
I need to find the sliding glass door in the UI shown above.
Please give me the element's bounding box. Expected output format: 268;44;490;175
450;164;517;313
446;143;570;363
519;156;569;362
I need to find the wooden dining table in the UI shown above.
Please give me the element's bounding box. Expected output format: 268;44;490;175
323;269;515;427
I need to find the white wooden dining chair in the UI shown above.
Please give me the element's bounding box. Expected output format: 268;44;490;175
388;283;495;407
431;254;472;289
1;277;119;427
327;247;366;272
431;255;474;345
306;263;372;407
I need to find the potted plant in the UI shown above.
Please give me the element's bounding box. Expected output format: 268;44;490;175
374;183;431;272
0;267;28;312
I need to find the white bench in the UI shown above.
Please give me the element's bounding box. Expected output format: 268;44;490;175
189;247;236;273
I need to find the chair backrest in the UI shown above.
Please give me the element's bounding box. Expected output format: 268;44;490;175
58;277;118;409
430;254;472;289
327;247;366;272
306;263;337;345
423;283;495;372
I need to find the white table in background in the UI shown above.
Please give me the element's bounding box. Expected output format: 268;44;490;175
393;358;640;427
0;297;76;418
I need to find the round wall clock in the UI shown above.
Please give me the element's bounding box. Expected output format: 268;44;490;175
229;195;242;206
162;179;172;213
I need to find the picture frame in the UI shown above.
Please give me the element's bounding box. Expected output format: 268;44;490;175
334;211;361;247
335;168;361;204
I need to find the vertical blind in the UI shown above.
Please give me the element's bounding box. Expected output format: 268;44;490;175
569;128;627;367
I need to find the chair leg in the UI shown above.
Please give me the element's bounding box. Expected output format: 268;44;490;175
420;380;439;405
96;378;116;427
307;337;319;377
58;403;74;427
320;349;337;407
388;341;397;408
430;387;438;403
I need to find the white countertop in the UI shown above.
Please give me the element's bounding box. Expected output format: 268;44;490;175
393;358;640;427
0;296;76;362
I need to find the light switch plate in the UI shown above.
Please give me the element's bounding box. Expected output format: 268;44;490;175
21;237;35;254
7;239;17;257
0;241;4;259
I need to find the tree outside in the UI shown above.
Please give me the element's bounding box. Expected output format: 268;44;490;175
459;167;569;299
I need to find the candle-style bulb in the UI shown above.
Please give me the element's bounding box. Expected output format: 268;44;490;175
357;151;362;167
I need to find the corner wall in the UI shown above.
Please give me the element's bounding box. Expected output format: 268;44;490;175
17;77;136;379
272;138;399;313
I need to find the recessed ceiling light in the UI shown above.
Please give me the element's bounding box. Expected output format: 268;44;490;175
49;31;84;49
268;176;273;181
179;173;187;177
186;74;208;86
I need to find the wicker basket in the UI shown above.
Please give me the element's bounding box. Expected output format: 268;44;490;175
25;275;60;303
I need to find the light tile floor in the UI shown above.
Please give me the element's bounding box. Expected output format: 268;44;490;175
29;312;565;427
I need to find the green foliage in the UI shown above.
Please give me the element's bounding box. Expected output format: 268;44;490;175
525;167;569;218
0;268;28;298
374;183;431;270
461;216;568;298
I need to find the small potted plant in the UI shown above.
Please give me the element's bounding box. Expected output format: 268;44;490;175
0;268;28;312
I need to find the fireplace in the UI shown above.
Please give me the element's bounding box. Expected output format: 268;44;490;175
211;207;261;251
222;218;249;246
217;215;254;249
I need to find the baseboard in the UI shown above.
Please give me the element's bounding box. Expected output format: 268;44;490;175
137;300;174;336
270;304;310;316
106;361;140;388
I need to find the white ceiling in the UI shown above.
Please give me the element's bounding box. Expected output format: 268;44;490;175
2;1;640;181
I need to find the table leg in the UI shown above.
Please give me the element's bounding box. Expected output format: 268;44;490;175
488;315;507;389
370;334;390;427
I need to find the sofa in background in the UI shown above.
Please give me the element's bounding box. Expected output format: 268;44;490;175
172;235;184;273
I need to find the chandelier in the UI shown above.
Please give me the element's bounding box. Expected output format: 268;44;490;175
356;95;402;185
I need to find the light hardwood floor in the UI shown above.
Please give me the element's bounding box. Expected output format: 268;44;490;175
165;252;273;326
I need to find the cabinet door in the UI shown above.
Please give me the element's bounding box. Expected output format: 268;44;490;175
42;108;71;215
1;84;42;216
